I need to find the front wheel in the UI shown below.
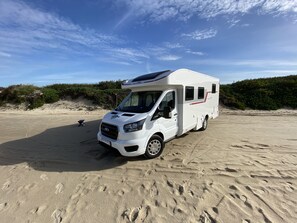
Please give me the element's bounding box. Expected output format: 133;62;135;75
144;135;164;159
199;117;208;131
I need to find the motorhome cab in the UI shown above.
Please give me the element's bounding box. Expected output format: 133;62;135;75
97;68;219;158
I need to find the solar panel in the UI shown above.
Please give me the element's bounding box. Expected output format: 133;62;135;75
132;70;171;82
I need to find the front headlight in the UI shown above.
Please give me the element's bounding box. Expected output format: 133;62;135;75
123;119;145;132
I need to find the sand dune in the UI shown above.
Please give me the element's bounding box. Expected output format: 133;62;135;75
0;109;296;222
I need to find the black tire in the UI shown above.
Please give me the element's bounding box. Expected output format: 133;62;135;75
144;135;164;159
199;117;208;131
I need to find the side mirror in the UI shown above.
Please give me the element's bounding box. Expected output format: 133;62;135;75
163;106;172;119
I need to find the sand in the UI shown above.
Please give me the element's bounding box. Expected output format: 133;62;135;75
0;108;296;223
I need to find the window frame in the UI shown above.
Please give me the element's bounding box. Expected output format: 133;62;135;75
198;87;205;100
185;86;194;101
212;84;216;93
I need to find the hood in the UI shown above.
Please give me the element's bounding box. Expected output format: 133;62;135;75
102;111;148;126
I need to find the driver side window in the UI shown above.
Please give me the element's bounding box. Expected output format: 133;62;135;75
159;91;175;110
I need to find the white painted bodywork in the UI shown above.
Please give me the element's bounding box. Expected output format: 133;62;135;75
97;68;219;157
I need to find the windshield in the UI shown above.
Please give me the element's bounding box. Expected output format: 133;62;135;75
116;91;162;113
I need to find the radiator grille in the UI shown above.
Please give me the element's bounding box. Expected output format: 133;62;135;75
101;122;118;140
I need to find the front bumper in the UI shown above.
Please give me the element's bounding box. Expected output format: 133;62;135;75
97;132;147;157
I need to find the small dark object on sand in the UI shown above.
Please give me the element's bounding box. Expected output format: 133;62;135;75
78;120;85;127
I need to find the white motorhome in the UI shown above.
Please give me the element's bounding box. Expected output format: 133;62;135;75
97;68;219;158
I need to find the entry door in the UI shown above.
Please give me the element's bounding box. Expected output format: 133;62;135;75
159;90;178;140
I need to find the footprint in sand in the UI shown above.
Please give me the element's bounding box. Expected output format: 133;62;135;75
150;182;159;198
40;174;48;181
225;167;237;173
55;183;64;194
0;202;8;211
117;190;125;196
178;184;184;195
2;180;10;191
199;211;215;223
212;207;218;214
123;206;150;222
25;183;36;190
229;185;238;190
284;182;294;192
98;185;107;192
30;205;47;215
51;209;64;223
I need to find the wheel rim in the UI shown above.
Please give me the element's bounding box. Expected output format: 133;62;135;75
147;139;161;156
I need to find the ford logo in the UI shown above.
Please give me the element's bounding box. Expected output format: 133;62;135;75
103;127;110;132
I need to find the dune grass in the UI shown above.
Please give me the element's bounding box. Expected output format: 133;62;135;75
0;75;296;110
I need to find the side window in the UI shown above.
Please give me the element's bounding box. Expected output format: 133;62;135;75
212;84;216;93
159;91;175;110
198;87;205;99
185;86;194;101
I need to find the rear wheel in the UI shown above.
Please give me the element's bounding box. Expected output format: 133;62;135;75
144;135;164;159
199;117;208;131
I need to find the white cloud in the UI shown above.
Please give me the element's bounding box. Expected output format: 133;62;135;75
182;28;217;40
164;42;183;49
227;18;241;28
108;48;149;64
157;55;181;61
186;50;204;56
0;0;147;64
118;0;297;22
262;0;297;14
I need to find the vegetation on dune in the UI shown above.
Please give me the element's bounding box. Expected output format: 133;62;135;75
0;81;129;109
0;76;296;110
220;75;297;110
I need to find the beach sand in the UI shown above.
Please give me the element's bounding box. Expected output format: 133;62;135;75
0;108;296;222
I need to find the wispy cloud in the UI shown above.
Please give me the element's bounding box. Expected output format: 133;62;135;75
157;55;181;61
143;45;182;61
118;0;297;22
0;0;147;65
192;59;297;67
182;28;217;40
107;48;149;64
227;18;241;28
0;51;11;57
163;42;183;49
186;50;204;56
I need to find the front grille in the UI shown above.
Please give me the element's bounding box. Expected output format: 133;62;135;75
101;122;118;140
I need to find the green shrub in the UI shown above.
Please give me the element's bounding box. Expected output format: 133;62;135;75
28;97;45;109
1;76;296;110
96;80;122;90
42;88;59;103
220;75;297;110
0;85;38;104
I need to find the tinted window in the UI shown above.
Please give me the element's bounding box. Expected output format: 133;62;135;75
198;87;205;99
185;86;194;101
212;84;216;93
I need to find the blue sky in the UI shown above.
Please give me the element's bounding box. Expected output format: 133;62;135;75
0;0;297;86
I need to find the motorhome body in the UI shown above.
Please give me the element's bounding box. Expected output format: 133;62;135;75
97;68;219;158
